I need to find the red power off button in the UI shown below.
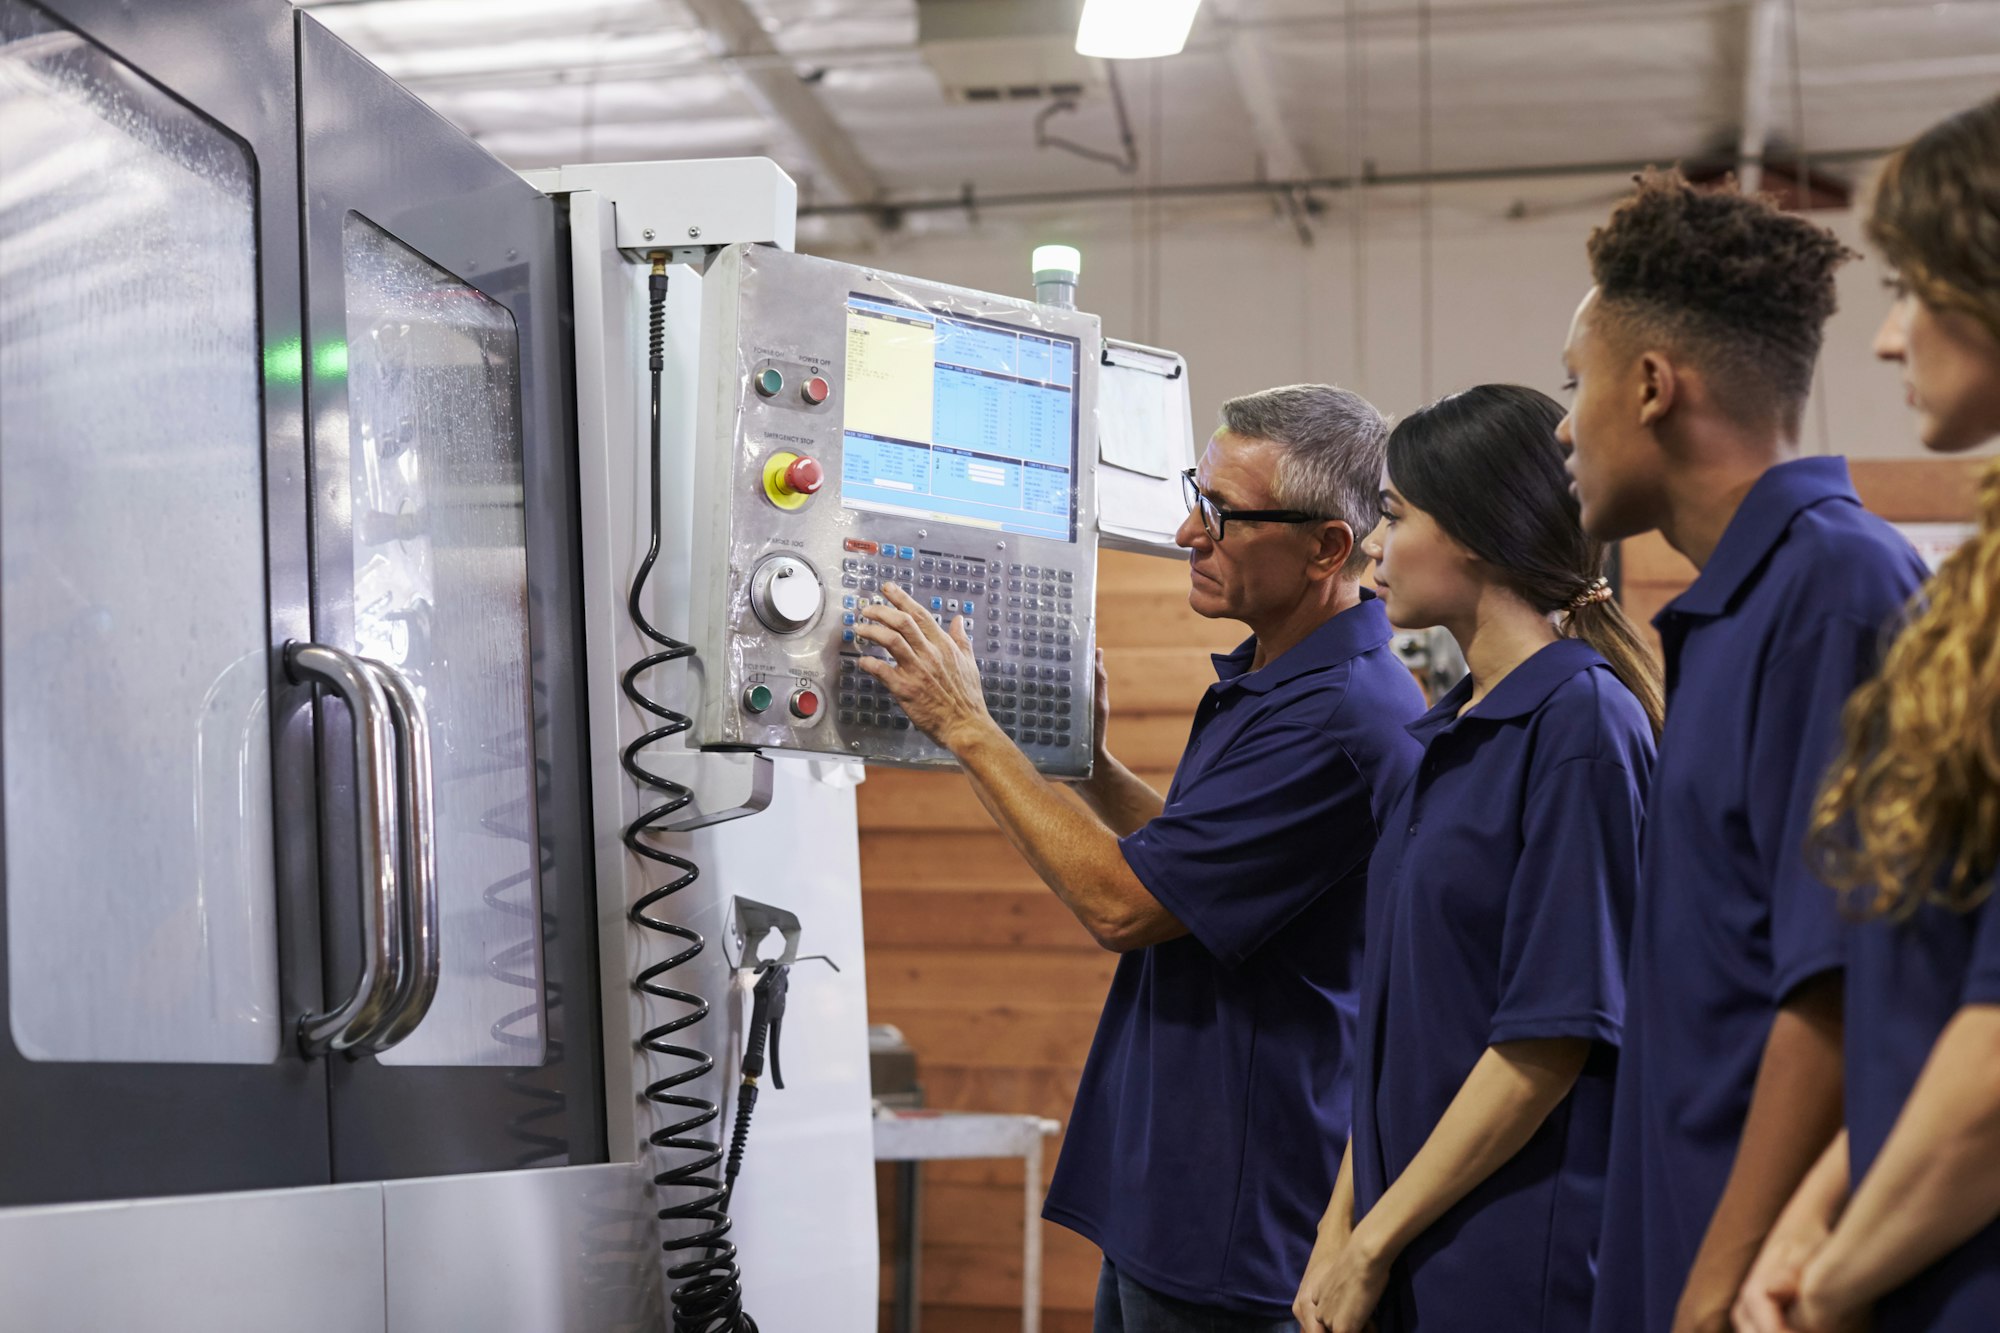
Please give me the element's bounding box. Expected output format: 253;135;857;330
790;688;821;719
802;376;831;406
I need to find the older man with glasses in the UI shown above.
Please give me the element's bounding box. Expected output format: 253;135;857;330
857;384;1425;1332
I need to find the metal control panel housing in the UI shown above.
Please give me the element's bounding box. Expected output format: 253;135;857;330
690;243;1102;775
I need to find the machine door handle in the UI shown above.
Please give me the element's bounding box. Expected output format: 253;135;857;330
287;642;405;1057
354;658;440;1053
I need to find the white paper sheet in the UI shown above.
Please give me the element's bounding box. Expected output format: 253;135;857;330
1095;341;1197;557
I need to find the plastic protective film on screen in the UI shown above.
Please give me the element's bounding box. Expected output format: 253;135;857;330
689;244;1102;776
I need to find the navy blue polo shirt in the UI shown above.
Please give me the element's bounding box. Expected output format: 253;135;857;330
1042;591;1425;1317
1845;877;2000;1329
1353;638;1654;1333
1590;457;1930;1333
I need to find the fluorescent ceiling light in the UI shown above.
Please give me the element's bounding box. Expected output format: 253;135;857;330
1075;0;1203;60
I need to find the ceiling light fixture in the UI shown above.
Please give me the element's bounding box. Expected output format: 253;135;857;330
1075;0;1204;60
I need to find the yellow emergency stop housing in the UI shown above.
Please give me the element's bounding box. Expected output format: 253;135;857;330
762;450;811;510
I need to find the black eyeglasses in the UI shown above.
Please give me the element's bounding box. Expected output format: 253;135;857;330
1180;468;1329;541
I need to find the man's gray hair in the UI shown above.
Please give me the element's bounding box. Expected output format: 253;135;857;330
1217;384;1388;571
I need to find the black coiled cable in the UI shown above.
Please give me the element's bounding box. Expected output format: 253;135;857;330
621;261;757;1333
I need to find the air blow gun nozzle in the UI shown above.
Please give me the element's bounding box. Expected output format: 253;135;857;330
742;964;790;1090
724;963;791;1191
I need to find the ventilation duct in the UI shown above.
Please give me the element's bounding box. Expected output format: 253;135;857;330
916;0;1107;104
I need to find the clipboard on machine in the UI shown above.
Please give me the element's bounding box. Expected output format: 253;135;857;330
1095;338;1197;559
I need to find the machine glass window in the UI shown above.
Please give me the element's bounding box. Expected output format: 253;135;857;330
841;294;1081;543
339;212;545;1066
0;0;280;1062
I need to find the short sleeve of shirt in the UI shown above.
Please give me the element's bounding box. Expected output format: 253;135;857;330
1120;719;1374;968
1490;754;1643;1047
1961;883;2000;1007
1749;616;1890;1002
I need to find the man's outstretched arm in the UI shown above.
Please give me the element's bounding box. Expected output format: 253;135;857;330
858;584;1185;952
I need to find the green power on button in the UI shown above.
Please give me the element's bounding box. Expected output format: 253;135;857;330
743;683;774;713
754;368;784;398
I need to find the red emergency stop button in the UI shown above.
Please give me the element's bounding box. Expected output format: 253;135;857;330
782;455;824;496
802;375;831;406
790;687;821;719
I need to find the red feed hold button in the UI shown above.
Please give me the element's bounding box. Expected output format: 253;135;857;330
790;688;821;720
802;375;831;406
783;455;824;496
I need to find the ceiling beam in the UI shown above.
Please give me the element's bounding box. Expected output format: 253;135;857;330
1209;0;1315;243
669;0;883;215
1798;52;2000;87
1211;1;1311;183
1735;0;1785;194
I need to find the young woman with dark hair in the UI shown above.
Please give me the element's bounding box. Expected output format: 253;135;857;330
1292;385;1659;1333
1735;94;2000;1333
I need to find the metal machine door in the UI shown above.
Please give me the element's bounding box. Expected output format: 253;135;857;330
297;16;605;1182
0;0;329;1203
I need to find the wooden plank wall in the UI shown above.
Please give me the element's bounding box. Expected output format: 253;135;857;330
863;453;1989;1331
1619;456;1990;650
864;548;1235;1330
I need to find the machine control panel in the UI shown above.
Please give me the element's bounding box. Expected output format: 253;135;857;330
689;244;1102;775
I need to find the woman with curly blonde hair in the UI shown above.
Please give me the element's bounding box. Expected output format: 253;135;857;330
1736;95;2000;1333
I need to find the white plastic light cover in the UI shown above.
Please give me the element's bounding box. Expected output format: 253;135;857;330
1075;0;1203;59
1032;244;1083;278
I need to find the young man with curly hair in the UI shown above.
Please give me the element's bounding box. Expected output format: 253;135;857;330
1556;172;1932;1333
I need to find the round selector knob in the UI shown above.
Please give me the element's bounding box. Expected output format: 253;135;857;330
748;554;823;634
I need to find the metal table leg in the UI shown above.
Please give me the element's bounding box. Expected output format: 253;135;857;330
1022;1134;1043;1333
896;1159;922;1333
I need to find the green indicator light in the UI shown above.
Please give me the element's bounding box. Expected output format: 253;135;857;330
755;368;784;398
313;340;349;380
263;338;303;386
744;684;773;714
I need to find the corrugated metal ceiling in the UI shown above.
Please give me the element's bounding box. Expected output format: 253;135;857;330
296;0;2000;217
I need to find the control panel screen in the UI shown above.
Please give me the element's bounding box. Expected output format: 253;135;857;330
840;293;1080;543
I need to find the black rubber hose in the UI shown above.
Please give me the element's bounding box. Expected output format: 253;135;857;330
622;264;757;1333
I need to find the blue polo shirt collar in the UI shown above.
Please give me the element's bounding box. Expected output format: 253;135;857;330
1408;637;1607;743
1210;589;1394;695
1659;456;1861;624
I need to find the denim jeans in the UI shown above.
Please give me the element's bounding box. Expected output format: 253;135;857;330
1093;1260;1298;1333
